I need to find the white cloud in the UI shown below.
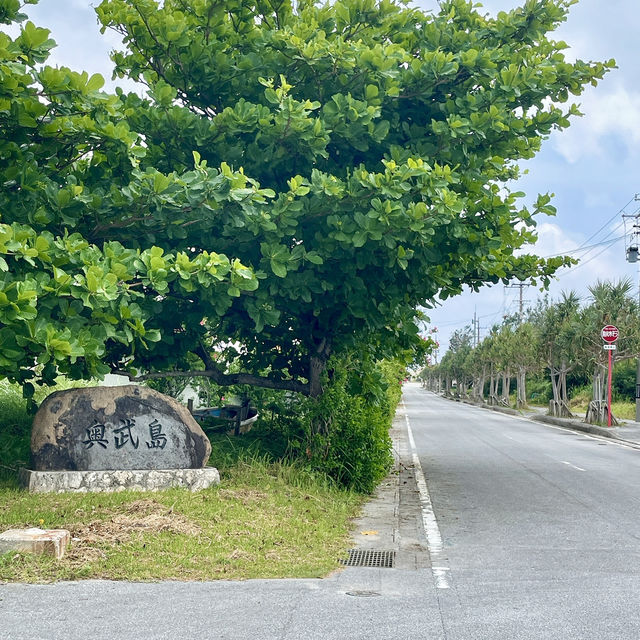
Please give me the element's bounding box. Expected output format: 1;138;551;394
552;83;640;164
532;222;581;258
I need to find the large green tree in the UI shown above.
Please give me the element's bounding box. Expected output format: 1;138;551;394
3;0;612;399
92;0;609;396
0;0;258;400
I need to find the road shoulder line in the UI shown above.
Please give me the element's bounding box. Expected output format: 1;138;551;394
401;401;451;589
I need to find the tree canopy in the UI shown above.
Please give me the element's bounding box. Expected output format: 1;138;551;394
0;0;612;398
0;0;258;400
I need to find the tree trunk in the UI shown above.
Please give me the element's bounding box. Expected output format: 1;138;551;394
489;365;499;406
479;366;486;403
472;375;483;402
558;365;572;417
548;364;573;418
516;368;527;408
586;364;616;425
308;355;325;399
501;369;511;406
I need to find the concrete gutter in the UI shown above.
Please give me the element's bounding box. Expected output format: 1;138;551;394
529;414;640;450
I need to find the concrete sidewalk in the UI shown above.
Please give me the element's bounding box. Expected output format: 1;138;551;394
347;407;430;569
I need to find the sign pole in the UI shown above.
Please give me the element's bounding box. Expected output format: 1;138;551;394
608;347;613;427
601;325;619;428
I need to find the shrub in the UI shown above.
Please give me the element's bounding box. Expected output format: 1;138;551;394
204;356;403;493
526;377;552;404
0;381;33;485
612;359;637;402
292;357;402;493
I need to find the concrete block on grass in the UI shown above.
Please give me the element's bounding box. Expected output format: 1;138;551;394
0;528;70;560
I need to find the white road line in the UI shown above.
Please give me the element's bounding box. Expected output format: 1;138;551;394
561;460;586;471
402;402;451;589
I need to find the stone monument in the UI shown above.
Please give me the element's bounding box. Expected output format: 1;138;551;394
20;385;219;493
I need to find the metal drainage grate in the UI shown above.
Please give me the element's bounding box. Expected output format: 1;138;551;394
341;549;395;568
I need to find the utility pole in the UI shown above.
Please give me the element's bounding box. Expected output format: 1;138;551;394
472;310;477;347
471;310;482;347
505;282;529;323
623;196;640;421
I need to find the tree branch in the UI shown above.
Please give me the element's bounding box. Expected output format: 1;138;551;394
112;367;311;395
112;335;311;395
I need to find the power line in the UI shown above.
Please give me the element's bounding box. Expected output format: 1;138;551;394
542;234;625;259
571;195;637;253
558;234;626;276
426;310;497;329
540;195;637;268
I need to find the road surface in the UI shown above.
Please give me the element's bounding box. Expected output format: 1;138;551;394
402;385;640;639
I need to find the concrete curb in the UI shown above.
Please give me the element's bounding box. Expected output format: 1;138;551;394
529;414;640;449
459;397;520;416
435;390;640;450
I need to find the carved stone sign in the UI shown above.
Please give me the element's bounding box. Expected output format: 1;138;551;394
31;386;211;471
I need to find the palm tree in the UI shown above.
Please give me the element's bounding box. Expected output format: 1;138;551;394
579;279;640;424
532;291;581;417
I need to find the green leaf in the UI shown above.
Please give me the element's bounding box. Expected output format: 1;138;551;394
153;172;171;193
271;261;287;278
352;231;367;248
306;252;324;265
17;109;37;128
365;84;379;99
86;73;105;92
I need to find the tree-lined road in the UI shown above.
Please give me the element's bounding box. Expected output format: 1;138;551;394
403;384;640;638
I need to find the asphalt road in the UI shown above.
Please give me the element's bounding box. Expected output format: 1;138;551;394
2;384;640;639
403;385;640;639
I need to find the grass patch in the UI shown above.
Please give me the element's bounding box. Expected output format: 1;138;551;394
569;391;636;422
0;379;370;583
0;377;94;488
0;456;364;583
611;401;637;421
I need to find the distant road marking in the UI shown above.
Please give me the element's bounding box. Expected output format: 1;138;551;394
561;460;586;471
402;401;451;589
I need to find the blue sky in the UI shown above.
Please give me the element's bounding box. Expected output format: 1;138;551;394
7;0;640;354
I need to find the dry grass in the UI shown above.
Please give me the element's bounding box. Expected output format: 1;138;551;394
0;461;364;583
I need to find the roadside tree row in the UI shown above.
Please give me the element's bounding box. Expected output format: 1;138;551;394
424;280;640;423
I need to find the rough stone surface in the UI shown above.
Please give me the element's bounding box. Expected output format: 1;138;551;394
0;528;70;559
19;467;220;493
31;385;211;471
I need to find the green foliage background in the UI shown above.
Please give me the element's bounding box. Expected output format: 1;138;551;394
199;357;404;491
